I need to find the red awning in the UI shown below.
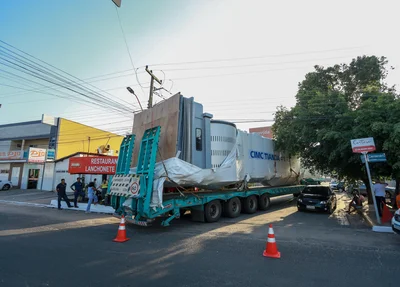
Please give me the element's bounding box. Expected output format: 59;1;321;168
68;156;118;175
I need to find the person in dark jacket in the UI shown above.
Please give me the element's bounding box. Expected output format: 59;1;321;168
70;177;85;208
57;179;72;209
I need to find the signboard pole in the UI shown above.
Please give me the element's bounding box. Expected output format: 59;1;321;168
363;152;381;225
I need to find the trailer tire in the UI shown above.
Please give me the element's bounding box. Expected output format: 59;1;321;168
258;193;271;211
223;197;241;218
242;195;258;214
205;200;222;223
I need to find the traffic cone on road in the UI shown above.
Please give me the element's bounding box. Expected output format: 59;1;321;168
113;215;130;243
263;224;281;259
381;203;393;224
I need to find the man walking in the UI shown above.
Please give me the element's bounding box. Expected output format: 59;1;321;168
70;177;85;208
57;179;72;209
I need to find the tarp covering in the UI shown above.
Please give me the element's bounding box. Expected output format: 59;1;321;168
129;130;300;208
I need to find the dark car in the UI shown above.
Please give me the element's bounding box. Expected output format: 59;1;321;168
297;185;337;214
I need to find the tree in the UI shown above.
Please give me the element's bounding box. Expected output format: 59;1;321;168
273;56;399;202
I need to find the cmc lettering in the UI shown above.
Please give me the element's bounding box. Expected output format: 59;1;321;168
249;150;282;161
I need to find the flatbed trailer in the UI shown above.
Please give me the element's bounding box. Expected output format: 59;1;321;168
109;127;304;227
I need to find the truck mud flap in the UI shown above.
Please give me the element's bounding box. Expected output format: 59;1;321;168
190;205;205;222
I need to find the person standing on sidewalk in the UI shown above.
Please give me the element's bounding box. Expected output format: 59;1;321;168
85;182;98;213
70;177;85;208
373;180;387;217
57;179;72;209
395;190;400;209
101;179;108;205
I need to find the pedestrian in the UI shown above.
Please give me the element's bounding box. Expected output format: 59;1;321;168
373;179;387;217
396;190;400;209
86;182;98;213
70;177;85;208
101;179;109;205
57;179;73;209
347;191;364;214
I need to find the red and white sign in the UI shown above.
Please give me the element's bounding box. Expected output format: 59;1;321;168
350;137;376;153
249;126;273;139
28;148;46;163
0;150;23;160
130;181;140;196
68;156;118;175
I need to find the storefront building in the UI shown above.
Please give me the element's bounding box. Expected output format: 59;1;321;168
54;153;118;192
0;114;123;191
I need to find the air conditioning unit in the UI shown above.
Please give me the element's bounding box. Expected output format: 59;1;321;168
97;145;111;154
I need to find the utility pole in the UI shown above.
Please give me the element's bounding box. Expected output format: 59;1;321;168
145;65;162;109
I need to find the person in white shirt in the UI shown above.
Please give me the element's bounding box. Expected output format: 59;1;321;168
373;180;387;217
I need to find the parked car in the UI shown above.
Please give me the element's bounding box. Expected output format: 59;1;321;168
0;180;12;190
297;185;337;214
300;178;321;185
329;181;338;190
392;209;400;235
330;181;345;192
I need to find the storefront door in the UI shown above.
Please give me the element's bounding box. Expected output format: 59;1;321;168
27;169;40;189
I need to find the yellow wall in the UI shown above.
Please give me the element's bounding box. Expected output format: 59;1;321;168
56;118;124;159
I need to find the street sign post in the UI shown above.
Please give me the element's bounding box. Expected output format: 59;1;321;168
367;153;387;163
351;137;380;224
351;137;376;153
360;153;387;163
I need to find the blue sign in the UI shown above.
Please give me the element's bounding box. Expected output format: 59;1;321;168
368;153;386;162
360;153;386;163
250;150;282;161
47;149;55;160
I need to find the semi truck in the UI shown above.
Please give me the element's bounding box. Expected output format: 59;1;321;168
108;94;305;226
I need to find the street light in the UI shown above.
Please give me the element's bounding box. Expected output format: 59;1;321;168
112;0;121;7
126;87;143;112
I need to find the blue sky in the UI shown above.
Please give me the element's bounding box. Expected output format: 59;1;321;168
1;0;400;133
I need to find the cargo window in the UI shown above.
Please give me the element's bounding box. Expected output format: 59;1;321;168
196;128;202;151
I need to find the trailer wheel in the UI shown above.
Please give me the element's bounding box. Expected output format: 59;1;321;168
258;194;271;211
242;195;258;214
223;197;242;218
205;200;222;223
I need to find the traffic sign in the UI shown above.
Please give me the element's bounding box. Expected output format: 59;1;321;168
360;153;387;163
351;137;376;153
368;153;387;162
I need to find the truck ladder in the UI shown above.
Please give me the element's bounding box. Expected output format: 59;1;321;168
110;134;135;211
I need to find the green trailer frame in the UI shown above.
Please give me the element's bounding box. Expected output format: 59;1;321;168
109;126;304;226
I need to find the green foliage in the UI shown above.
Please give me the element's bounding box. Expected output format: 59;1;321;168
273;55;400;183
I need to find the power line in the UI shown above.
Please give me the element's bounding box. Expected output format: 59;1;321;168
0;40;134;112
0;41;134;114
159;55;356;72
148;46;365;67
114;7;146;99
0;50;133;112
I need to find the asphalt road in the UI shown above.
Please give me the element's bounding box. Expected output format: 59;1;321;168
0;194;399;287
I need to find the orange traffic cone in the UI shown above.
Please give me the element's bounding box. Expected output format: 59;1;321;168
113;215;130;243
381;203;393;224
263;224;281;259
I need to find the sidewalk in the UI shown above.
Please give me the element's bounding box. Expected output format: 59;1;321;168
359;203;394;233
340;191;394;233
0;189;115;214
0;189;55;205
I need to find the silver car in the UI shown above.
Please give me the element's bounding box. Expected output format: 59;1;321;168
0;180;12;190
